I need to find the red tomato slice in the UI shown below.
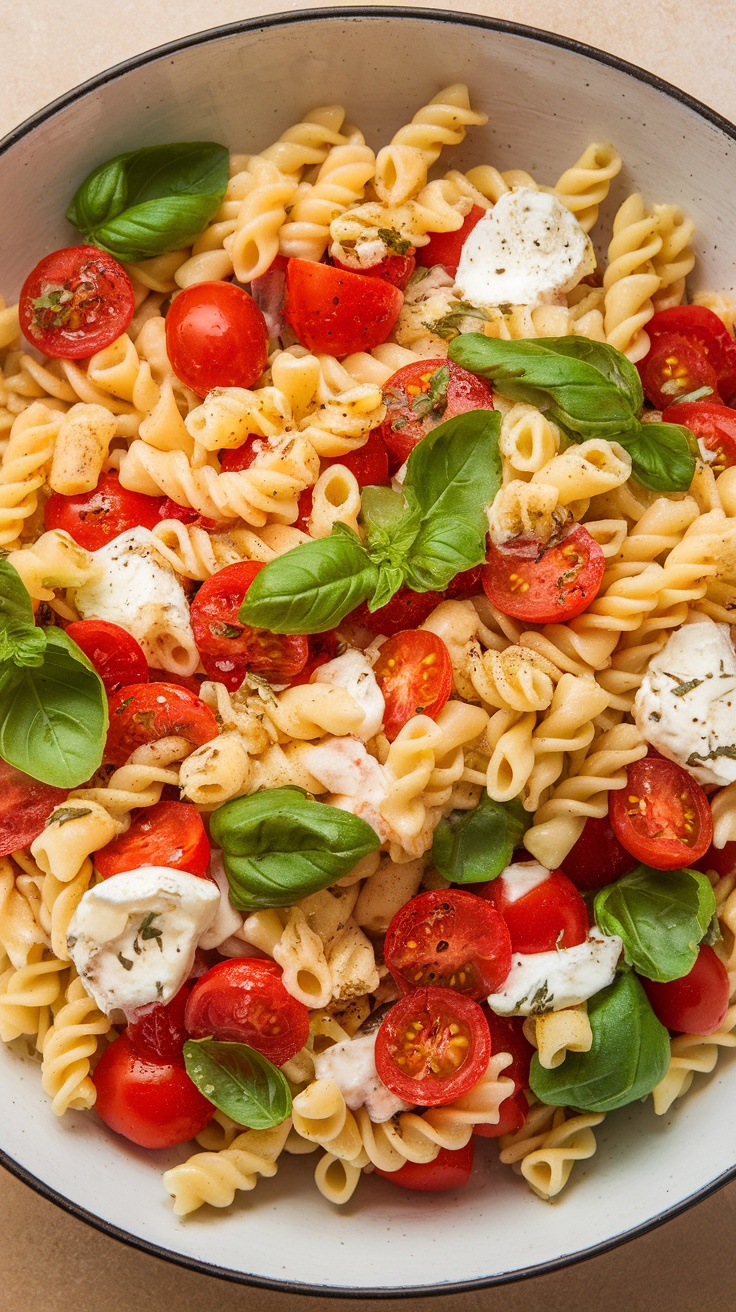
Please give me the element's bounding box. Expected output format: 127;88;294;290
609;756;713;870
333;248;416;289
482;1010;533;1094
695;837;736;881
284;259;403;356
0;758;68;859
45;471;165;551
482;866;589;954
92;1032;213;1149
378;359;494;464
482;524;605;624
190;561;309;691
105;682;219;766
373;629;452;741
375;1141;474;1190
64;619;149;694
662;400;736;473
95;800;210;880
322;430;391;487
445;565;482;599
19;245;136;358
286;630;340;688
647;305;736;402
346;585;443;639
637;332;721;409
374;986;491;1106
184;958;310;1066
562;813;636;891
165;281;269;398
383;889;512;999
415;205;486;276
473;1090;527;1138
126;980;194;1061
641;944;730;1035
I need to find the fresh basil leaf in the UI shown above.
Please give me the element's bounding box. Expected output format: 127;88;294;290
533;336;644;415
360;486;419;563
183;1038;291;1130
0;561;46;667
85;195;226;262
239;523;377;634
0;628;107;787
210;786;381;910
615;421;696;492
432;794;527;884
529;972;670;1113
593;864;715;982
403;516;487;593
368;563;405;612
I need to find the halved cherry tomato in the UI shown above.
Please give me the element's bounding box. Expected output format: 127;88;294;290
19;245;135;358
0;757;68;859
286;630;340;688
609;756;713;870
374;629;452;741
695;837;736;880
482;1010;533;1094
375;1141;474;1190
105;682;219;766
127;980;194;1061
445;565;482;599
647;305;736;402
92;1032;213;1149
662;400;736;473
45;471;162;550
416;205;486;276
321;430;391;487
65;619;148;694
482;866;589;954
165;281;268;398
147;669;204;696
95;800;210;880
562;813;636;891
638;332;720;409
284;259;403;356
184;958;310;1066
473;1090;527;1138
333;248;416;290
190;561;309;691
384;889;512;999
641;944;730;1035
482;524;605;624
375;986;491;1106
346;585;443;638
378;359;494;464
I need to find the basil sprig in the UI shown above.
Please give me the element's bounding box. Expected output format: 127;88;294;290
240;409;501;634
594;864;715;983
448;334;696;493
529;972;670;1113
67;142;229;261
183;1039;291;1130
0;560;47;666
210;786;381;910
432;794;527;884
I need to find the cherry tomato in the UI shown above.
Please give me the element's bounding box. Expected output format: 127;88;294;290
347;585;443;638
321;430;390;487
375;986;491;1106
19;245;135;358
609;756;713;870
416;205;486;277
333;248;416;290
373;629;452;741
445;565;482;599
127;980;194;1061
482;1010;533;1093
375;1141;474;1190
483;866;589;954
562;813;636;891
638;332;720;409
647;305;736;402
642;944;730;1035
147;669;204;696
105;682;219;766
95;800;210;880
218;436;266;472
384;889;512;999
92;1032;213;1149
294;487;313;532
662;400;736;473
184;958;310;1066
482;524;605;624
473;1090;527;1138
695;838;736;880
378;359;494;464
64;620;148;694
165;281;269;398
190;561;309;691
45;471;162;551
286;630;340;688
0;757;68;859
284;259;403;356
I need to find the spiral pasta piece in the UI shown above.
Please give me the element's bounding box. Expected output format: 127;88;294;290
603;193;663;360
69;736;192;822
377;84;487;186
0;857;46;969
298;383;385;457
279;143;376;261
651;1004;736;1115
524;674;610;811
651;203;696;310
163;1120;292;1215
0;950;68;1046
184;385;292;451
553;141;622;232
0;402;61;546
500;1105;604;1200
40;973;111;1115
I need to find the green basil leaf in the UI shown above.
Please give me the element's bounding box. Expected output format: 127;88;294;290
183;1038;291;1130
403;408;502;524
0;561;47;667
532;336;644;415
85;195;226;262
0;628;107;787
368;563;405;612
615;421;696;492
239;523;378;634
529;972;670;1113
594;864;715;982
432;794;528;884
210;786;381;910
403;516;487;593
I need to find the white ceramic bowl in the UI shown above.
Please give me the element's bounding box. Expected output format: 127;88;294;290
2;8;736;1296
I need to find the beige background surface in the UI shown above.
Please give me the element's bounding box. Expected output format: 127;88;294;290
1;2;736;1308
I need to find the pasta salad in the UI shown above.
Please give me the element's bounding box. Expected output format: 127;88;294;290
1;83;736;1216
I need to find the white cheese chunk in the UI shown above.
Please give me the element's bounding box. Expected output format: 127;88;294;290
313;649;385;740
497;860;551;905
198;850;244;950
633;617;736;786
67;867;219;1018
303;737;392;843
314;1030;412;1122
486;928;622;1016
73;526;198;676
455;188;595;310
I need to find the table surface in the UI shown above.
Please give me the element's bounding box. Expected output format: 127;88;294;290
2;2;736;1308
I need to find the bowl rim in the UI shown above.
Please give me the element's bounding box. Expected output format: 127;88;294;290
2;4;736;1296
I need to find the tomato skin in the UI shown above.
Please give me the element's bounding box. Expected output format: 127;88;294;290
190;561;309;691
285;630;339;688
333;249;416;290
384;889;512;999
562;814;636;891
95;800;210;880
19;245;136;358
375;1142;474;1191
64;619;149;694
482;1011;533;1094
641;944;730;1035
284;259;403;356
165;281;269;398
416;206;486;276
473;1090;527;1139
647;305;736;402
662;400;736;473
92;1032;213;1149
347;586;443;638
375;987;491;1106
127;980;194;1061
445;565;482;599
609;756;713;870
483;867;589;954
45;471;162;550
0;758;68;859
321;430;390;487
374;629;452;741
184;958;310;1066
378;359;494;464
695;839;736;880
638;332;721;409
105;682;219;766
482;525;605;624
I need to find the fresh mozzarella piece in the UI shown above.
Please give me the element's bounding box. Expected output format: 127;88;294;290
455;188;595;310
314;649;385;740
66;867;219;1018
313;1030;412;1122
303;738;392;843
486;928;622;1016
633;617;736;786
331;236;392;270
198;850;243;951
497;860;551;905
73;526;198;676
